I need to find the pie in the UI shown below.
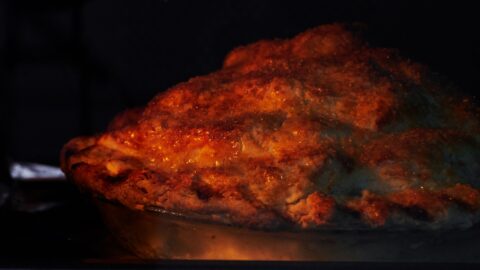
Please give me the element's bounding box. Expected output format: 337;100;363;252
61;24;480;229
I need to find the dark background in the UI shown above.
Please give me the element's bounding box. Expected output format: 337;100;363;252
0;0;479;166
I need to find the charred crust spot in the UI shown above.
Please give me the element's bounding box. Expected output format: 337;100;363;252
337;152;355;173
103;170;131;184
401;206;433;222
191;178;216;201
70;162;85;171
64;148;76;160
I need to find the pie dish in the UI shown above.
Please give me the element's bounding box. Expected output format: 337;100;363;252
61;24;480;230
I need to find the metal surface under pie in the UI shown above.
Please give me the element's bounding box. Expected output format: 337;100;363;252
96;198;480;261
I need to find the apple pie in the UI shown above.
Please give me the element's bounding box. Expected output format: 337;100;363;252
61;24;480;229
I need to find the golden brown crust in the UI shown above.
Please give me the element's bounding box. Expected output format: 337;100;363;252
61;24;480;229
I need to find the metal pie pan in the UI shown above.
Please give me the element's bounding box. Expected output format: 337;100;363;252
94;198;480;261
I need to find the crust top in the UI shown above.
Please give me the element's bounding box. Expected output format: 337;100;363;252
61;24;480;229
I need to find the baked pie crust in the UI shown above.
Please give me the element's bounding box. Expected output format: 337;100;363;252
61;24;480;229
